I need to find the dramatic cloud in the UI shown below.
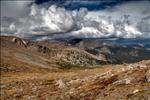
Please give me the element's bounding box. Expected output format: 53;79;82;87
34;0;130;11
1;0;150;39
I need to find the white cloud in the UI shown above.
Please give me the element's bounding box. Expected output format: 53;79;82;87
70;1;150;38
1;1;150;39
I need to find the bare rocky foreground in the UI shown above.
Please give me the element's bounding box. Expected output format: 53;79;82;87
1;60;150;100
0;36;150;100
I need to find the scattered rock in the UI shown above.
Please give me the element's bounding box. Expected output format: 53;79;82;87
95;70;114;80
132;89;139;94
121;68;126;72
126;65;134;71
67;79;82;88
55;79;66;89
14;93;22;98
139;65;147;69
113;78;131;85
145;69;150;82
69;88;76;94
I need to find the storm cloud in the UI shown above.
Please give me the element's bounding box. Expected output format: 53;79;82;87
1;0;150;39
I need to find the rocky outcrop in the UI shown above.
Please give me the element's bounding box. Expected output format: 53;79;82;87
12;37;28;47
37;45;51;54
1;36;150;67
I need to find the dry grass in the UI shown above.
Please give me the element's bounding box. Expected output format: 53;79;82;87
1;60;150;100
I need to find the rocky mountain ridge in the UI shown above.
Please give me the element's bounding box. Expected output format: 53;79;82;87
1;36;150;69
0;36;108;70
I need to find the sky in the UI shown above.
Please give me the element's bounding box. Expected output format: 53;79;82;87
1;0;150;40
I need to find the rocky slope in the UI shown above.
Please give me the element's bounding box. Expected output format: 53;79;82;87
1;60;150;100
50;38;150;64
74;38;150;64
0;36;150;100
0;36;108;72
1;36;150;71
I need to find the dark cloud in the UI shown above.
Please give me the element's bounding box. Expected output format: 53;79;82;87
34;0;132;10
